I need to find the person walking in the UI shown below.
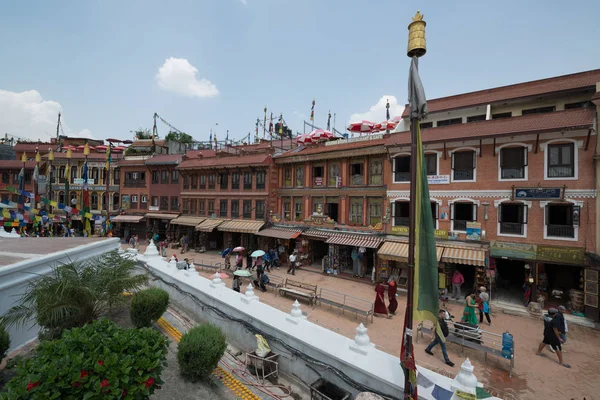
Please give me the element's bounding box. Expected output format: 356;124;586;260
271;247;279;269
387;278;399;315
232;276;241;293
182;234;190;253
462;290;479;325
287;250;298;275
478;286;491;325
351;248;359;277
246;249;253;270
550;305;568;353
254;272;269;292
451;270;464;300
224;252;231;270
425;309;455;367
374;283;391;318
536;308;570;368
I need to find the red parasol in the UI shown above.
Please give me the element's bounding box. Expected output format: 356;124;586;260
347;120;375;134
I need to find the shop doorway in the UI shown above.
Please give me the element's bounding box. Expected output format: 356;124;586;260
312;240;328;267
449;264;475;299
230;232;242;248
493;258;527;304
542;263;584;310
327;203;339;223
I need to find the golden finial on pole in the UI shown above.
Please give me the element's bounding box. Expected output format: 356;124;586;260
21;152;27;163
35;151;41;163
83;142;90;156
407;10;427;58
48;148;54;161
66;148;72;159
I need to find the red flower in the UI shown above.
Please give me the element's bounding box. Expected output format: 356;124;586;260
97;360;104;366
121;389;128;397
72;382;82;388
26;381;40;391
145;377;155;388
100;379;110;388
80;370;89;379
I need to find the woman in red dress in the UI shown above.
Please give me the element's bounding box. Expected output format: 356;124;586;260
374;283;391;318
388;278;398;315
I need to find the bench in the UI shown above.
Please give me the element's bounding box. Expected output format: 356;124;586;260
279;279;317;305
417;321;514;377
317;288;374;325
265;274;286;295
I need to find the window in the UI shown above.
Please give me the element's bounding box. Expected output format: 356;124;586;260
349;198;363;224
283;200;291;221
112;193;119;210
160;196;169;210
294;198;303;221
283;166;292;187
565;101;591;109
182;199;190;214
313;165;324;187
451;202;477;232
232;172;240;189
124;171;145;187
183;174;190;189
420;122;433;129
546;203;576;239
91;168;99;183
189;199;196;215
499;203;527;236
131;195;138;209
231;200;240;218
208;200;215;216
161;170;169;184
256;171;266;190
171;170;179;184
368;198;383;226
255;200;265;219
12;172;19;184
351;162;364;185
1;172;9;184
492;112;512;119
58;166;66;183
467;115;486;123
208;174;215;189
199;200;205;216
295;166;304;187
199;175;206;189
101;169;107;185
369;159;383;185
243;172;252;190
328;162;340;187
437;117;462;126
71;166;78;182
58;191;65;205
24;172;32;184
393;202;409;227
140;195;148;209
452;150;476;181
425;153;437;175
151;170;159;184
219;200;228;217
500;147;527;179
170;196;179;211
220;172;229;190
393;156;410;182
522;106;555;115
547;143;575;178
243;200;252;219
151;196;158;207
113;168;120;184
191;175;198;190
430;202;438;228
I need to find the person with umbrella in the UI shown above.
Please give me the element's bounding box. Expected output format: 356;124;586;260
222;248;232;269
251;250;266;279
233;246;245;269
232;275;241;293
246;248;253;270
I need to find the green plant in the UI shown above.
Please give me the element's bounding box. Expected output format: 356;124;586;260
0;318;168;399
1;251;148;339
0;324;9;365
130;288;169;328
177;324;227;381
165;131;193;144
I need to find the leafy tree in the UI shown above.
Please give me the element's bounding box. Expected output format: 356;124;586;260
165;131;192;144
134;128;153;140
130;288;169;328
0;251;148;340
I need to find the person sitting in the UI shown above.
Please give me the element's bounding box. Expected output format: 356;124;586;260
253;272;269;292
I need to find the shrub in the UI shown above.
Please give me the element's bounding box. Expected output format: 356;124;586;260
177;324;227;381
130;288;170;328
0;318;168;400
0;324;9;365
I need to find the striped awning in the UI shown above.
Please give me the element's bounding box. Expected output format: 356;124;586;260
441;247;486;267
326;233;384;249
171;216;205;227
218;219;264;234
145;213;179;220
196;218;228;232
111;215;144;223
302;229;331;240
378;241;409;261
256;227;303;240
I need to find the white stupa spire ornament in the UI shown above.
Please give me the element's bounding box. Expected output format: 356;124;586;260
210;272;225;288
451;358;478;398
168;255;177;268
144;240;160;257
286;300;306;325
241;283;259;304
349;323;375;355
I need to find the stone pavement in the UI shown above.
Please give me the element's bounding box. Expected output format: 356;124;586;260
0;237;110;267
134;244;600;400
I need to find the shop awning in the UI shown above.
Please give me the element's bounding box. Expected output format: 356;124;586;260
378;241;409;262
145;213;179;220
196;218;228;232
111;215;144;223
218;219;264;234
171;216;206;227
441;246;486;267
326;232;384;249
256;227;303;240
302;229;331;240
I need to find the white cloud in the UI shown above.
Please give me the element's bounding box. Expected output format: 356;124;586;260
239;0;248;4
77;128;96;139
349;95;405;123
0;89;95;141
156;57;219;98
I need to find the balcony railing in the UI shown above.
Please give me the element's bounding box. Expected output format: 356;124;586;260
124;181;146;188
548;166;574;178
394;216;409;227
453;170;474;181
501;168;525;180
500;222;524;235
256;182;265;190
351;174;364;185
219;210;228;217
547;224;575;238
231;211;239;218
243;183;252;190
453;220;468;231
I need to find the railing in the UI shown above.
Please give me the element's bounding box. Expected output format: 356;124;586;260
453;220;468;231
394;216;409;227
231;211;239;218
351;174;364;185
183;184;190;190
394;172;410;182
232;183;240;190
547;224;575;238
548;166;574;178
255;212;264;219
58;177;66;184
124;181;146;188
501;168;525;180
220;183;228;190
500;222;524;235
140;203;147;210
243;183;252;190
243;212;252;219
220;210;227;217
453;170;474;180
256;182;265;190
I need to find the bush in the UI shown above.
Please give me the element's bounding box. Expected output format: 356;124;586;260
0;318;168;400
177;324;227;381
130;288;170;328
0;324;9;365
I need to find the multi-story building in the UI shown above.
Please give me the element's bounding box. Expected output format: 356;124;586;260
115;156;150;239
177;146;275;251
383;69;600;320
144;154;182;238
0;160;38;206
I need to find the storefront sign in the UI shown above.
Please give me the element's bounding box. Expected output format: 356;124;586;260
490;241;537;260
427;175;450;185
514;187;562;199
74;178;95;185
536;245;585;265
148;206;159;211
466;222;481;241
315;177;323;186
391;226;448;239
121;195;130;210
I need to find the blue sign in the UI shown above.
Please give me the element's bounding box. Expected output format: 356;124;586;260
514;187;562;200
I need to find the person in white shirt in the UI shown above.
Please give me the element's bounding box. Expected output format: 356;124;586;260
287;250;298;275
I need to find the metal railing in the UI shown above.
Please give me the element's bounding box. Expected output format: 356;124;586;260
548;166;574;178
501;168;525;179
500;222;524;235
124;181;146;188
547;224;575;238
453;220;468;231
453;170;474;180
394;216;409;227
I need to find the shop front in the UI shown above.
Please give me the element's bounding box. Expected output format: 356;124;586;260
324;232;384;280
111;215;145;241
195;218;228;251
255;226;303;255
170;216;206;249
299;229;331;270
145;213;179;241
489;241;538;305
217;219;264;251
439;245;487;300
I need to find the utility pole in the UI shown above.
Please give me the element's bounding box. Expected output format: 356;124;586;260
56;112;61;141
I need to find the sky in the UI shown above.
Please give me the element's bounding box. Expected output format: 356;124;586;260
1;0;599;144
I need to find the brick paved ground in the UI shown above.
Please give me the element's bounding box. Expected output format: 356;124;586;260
0;237;110;266
135;244;600;400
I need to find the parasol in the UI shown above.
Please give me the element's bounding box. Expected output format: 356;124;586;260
347;120;375;134
233;246;245;252
233;269;252;277
251;250;265;258
221;248;232;258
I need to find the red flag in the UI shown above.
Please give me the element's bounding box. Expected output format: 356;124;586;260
400;307;418;399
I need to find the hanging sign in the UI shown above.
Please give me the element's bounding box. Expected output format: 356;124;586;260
391;226;448;239
514;187;562;199
427;175;450;185
466;222;481;241
536;245;585;265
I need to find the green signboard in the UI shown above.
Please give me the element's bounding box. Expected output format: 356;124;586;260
490;241;537;260
536;245;585;265
391;226;448;240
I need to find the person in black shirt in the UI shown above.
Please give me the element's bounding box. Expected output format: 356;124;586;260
536;308;570;368
425;310;455;367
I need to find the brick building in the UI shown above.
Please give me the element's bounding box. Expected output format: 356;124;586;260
144;154;182;239
115;156;149;239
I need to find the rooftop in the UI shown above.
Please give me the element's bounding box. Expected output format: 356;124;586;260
145;154;183;165
0;160;39;169
178;152;271;169
0;237;110;267
275;136;387;159
13;142;56;153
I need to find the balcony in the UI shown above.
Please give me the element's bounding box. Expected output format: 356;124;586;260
547;224;575;238
124;181;146;188
453;170;474;181
500;222;524;235
453;220;468;231
394;216;409;227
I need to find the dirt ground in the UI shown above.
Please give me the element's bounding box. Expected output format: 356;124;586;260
135;244;600;400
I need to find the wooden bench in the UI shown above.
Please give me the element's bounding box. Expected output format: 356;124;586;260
417;322;514;377
279;279;317;305
265;275;286;295
317;288;374;325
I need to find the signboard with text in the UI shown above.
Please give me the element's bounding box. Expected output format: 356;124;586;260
490;241;537;260
514;187;562;200
391;226;448;240
427;175;450;185
536;245;585;265
74;178;95;185
466;221;482;241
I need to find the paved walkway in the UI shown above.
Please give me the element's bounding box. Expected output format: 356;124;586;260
134;244;600;400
